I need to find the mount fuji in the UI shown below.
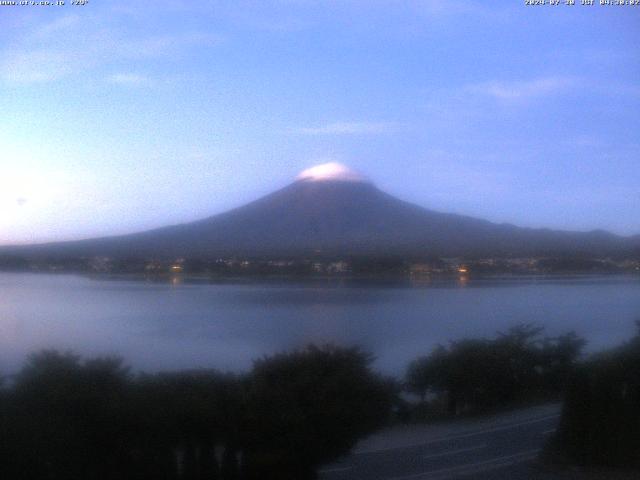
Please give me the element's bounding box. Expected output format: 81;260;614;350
2;163;638;259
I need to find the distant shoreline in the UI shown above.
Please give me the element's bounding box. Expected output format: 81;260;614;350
1;270;638;287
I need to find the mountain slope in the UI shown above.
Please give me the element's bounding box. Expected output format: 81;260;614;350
2;176;638;259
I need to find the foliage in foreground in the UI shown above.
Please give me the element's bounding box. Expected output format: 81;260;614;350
0;345;394;480
2;322;635;477
405;324;586;417
551;323;640;468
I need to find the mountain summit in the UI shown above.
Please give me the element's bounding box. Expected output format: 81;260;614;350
1;164;638;259
296;162;369;183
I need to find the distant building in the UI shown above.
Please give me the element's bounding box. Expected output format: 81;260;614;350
268;260;294;268
169;264;183;273
89;257;112;273
327;261;350;274
170;258;185;273
145;260;164;273
409;263;431;276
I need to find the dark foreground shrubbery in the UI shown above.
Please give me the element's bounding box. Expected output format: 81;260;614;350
242;346;395;479
405;324;586;417
2;323;634;478
549;323;640;469
0;345;394;480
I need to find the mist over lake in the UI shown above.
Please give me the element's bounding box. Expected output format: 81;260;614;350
1;273;639;375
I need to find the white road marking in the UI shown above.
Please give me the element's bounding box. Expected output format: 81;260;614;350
355;413;559;455
422;444;486;460
386;449;540;480
318;466;352;474
440;415;559;442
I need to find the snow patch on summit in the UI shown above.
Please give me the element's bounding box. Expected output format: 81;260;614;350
296;162;369;183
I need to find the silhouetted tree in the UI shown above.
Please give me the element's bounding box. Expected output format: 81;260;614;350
129;369;244;479
539;331;587;396
406;344;449;402
553;322;640;468
405;325;585;417
0;345;395;480
3;350;131;480
241;345;395;479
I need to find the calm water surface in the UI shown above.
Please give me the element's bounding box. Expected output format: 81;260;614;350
1;273;639;375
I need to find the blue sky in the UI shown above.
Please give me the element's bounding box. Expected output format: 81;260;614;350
1;1;639;244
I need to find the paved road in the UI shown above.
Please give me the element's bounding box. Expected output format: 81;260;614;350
319;404;561;480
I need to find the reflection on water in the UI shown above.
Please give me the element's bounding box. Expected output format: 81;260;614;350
0;272;639;375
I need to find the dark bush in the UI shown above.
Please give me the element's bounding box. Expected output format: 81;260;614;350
553;324;640;468
241;345;395;479
0;344;395;480
406;324;585;416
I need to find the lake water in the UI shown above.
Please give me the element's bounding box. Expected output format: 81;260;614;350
1;273;639;376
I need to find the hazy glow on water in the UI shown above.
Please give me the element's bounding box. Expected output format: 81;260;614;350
1;273;639;375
